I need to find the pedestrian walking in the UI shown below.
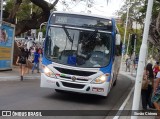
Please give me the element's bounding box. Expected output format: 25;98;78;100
126;57;131;72
16;47;27;81
32;48;40;73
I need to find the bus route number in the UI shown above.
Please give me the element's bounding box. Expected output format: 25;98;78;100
56;16;68;24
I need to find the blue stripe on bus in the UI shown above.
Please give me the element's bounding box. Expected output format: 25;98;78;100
42;56;52;66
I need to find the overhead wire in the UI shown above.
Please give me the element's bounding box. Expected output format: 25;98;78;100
59;0;71;11
59;0;83;11
68;0;82;10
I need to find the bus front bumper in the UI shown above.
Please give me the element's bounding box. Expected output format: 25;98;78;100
40;73;110;96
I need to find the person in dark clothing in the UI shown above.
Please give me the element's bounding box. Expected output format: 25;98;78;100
146;63;154;108
141;63;154;110
141;68;149;110
16;47;27;81
25;49;29;59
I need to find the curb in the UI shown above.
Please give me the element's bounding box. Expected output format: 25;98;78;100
120;71;136;81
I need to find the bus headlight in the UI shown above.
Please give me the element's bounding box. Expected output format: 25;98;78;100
43;66;56;78
91;74;109;84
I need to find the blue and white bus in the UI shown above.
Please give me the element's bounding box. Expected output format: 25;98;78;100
40;11;122;97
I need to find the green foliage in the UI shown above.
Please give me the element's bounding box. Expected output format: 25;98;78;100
4;0;43;21
5;0;13;14
117;23;143;56
117;0;146;28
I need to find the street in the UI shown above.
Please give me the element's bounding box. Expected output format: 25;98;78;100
0;74;133;119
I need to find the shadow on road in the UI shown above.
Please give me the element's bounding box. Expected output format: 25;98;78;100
45;91;107;105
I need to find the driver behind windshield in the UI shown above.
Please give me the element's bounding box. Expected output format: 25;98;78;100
77;32;109;66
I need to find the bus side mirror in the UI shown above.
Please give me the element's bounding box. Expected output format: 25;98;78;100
116;34;121;45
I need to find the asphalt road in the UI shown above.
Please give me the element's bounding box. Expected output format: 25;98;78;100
0;74;133;119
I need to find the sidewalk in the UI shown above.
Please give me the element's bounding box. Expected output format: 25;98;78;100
0;65;41;81
118;63;157;119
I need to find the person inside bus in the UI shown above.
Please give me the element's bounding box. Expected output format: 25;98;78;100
78;32;109;66
76;32;93;65
126;57;131;72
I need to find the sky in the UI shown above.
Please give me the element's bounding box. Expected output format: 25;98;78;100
46;0;125;17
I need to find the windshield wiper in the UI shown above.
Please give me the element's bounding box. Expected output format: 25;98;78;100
62;25;73;43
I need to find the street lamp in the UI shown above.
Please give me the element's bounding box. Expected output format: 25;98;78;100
38;22;47;43
40;22;47;31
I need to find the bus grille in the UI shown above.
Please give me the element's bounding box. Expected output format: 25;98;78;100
54;67;96;76
61;82;85;89
60;75;88;82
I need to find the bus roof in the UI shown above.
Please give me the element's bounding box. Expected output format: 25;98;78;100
52;11;113;20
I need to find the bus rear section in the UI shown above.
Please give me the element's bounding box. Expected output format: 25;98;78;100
40;12;121;97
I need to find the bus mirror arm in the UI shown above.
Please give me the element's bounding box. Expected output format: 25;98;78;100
116;34;121;45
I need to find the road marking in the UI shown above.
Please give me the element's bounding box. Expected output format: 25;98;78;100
112;72;135;119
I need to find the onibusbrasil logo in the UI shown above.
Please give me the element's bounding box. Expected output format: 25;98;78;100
1;111;42;117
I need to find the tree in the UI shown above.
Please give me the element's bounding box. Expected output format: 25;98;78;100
3;0;59;64
4;0;59;36
118;0;160;60
117;0;146;30
149;1;160;47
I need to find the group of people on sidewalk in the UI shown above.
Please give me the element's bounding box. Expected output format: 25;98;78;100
16;47;41;81
141;62;160;111
125;56;138;73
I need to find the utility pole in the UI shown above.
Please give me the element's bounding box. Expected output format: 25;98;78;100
126;34;131;56
121;0;130;68
133;34;136;60
0;0;3;43
131;0;154;119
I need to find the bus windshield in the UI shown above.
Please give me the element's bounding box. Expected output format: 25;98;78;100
45;26;112;68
